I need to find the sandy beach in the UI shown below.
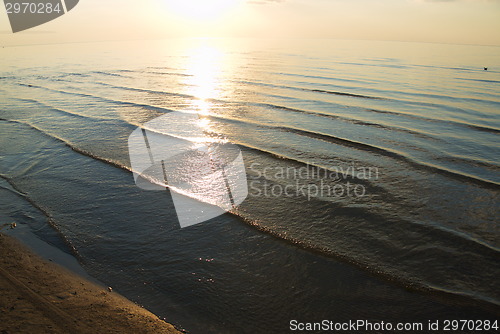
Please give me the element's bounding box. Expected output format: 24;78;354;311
0;233;180;334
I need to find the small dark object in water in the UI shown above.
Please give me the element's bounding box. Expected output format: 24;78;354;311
484;67;488;71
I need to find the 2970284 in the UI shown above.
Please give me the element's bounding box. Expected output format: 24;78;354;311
443;319;498;331
5;2;62;14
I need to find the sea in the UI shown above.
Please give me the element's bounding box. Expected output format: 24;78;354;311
0;38;499;333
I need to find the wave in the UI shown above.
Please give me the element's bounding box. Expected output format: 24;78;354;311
92;81;193;99
103;68;192;77
236;78;384;100
3;115;497;256
56;72;90;78
0;117;131;174
14;97;115;121
1;117;498;310
253;103;440;138
239;78;500;114
255;101;500;136
91;71;128;78
0;172;80;259
308;88;382;99
364;108;500;134
436;154;500;170
264;99;500;135
12;85;500;188
457;78;500;84
209;115;500;189
98;66;496;110
331;59;487;73
86;81;444;139
10;84;500;188
18;81;418;137
275;70;380;86
62;79;500;133
142;71;192;77
19;77;500;135
234;203;500;310
17;83;176;114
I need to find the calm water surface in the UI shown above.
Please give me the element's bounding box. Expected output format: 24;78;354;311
0;39;499;333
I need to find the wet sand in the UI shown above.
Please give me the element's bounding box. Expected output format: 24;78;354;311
0;233;181;334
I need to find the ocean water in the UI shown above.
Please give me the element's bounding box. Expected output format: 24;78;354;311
0;39;499;333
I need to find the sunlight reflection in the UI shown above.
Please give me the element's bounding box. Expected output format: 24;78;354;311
197;117;211;129
184;41;224;115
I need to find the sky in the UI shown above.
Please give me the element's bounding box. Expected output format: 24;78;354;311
1;0;500;46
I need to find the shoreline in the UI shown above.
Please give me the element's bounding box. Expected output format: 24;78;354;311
0;232;181;334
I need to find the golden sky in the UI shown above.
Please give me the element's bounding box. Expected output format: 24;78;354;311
1;0;500;46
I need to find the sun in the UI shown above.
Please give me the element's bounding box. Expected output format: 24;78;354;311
165;0;243;21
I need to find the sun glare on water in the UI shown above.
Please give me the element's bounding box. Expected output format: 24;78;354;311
182;42;226;115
